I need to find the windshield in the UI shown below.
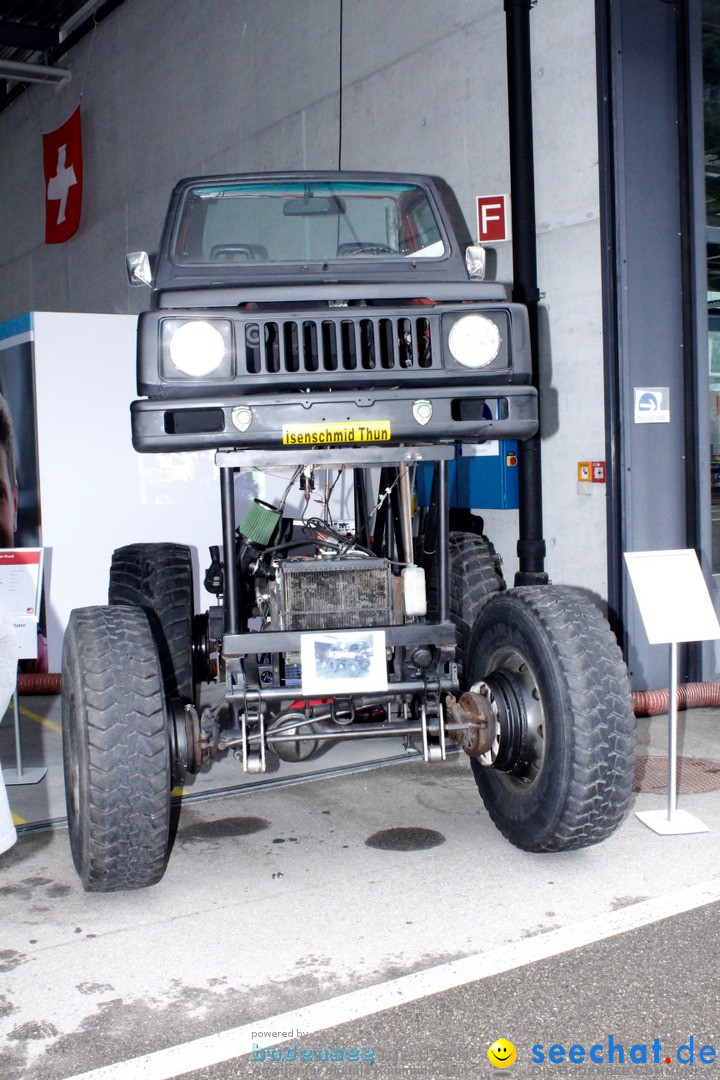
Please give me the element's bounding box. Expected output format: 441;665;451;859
172;180;447;265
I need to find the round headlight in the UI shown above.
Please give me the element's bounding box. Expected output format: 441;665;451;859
168;320;227;377
448;315;501;368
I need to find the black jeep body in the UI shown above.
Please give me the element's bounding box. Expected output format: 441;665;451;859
61;172;636;891
131;172;536;451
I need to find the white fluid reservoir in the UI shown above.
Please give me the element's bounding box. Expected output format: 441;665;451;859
402;564;427;617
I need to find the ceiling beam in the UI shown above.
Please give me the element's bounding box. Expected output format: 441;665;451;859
0;0;126;115
0;59;70;85
0;19;58;51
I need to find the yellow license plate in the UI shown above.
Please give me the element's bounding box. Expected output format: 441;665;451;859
282;420;391;445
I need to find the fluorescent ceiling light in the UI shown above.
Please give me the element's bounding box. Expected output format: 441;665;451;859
59;0;105;42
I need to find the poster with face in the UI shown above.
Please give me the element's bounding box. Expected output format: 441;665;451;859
0;314;46;672
0;396;17;549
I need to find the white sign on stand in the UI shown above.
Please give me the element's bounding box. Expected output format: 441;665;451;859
0;548;47;786
625;549;720;835
0;548;43;656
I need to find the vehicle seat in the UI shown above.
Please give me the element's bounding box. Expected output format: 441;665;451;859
209;243;269;261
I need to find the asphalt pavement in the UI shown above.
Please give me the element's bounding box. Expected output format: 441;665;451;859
182;901;720;1079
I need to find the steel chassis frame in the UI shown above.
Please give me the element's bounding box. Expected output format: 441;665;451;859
211;444;459;770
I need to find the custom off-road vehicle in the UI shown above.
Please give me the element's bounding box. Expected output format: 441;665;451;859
62;172;636;890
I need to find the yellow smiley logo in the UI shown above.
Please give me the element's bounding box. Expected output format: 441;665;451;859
488;1039;517;1068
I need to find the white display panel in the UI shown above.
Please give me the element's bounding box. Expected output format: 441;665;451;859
30;313;222;670
624;549;720;645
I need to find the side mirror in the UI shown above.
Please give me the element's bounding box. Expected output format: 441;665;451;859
465;244;486;280
126;251;153;288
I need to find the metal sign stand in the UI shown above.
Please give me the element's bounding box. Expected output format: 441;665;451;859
3;675;46;786
625;549;718;836
635;640;708;835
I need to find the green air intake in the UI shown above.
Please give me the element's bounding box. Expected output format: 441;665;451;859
237;499;281;547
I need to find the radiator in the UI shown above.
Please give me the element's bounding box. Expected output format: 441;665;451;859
277;558;393;631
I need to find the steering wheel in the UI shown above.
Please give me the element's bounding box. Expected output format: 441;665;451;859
339;243;397;257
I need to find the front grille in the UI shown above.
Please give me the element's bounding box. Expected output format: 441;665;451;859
278;558;393;630
241;314;436;376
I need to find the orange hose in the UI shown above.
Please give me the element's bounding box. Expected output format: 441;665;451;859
17;672;62;695
633;682;720;716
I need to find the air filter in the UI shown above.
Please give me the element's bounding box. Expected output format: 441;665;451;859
237;499;281;546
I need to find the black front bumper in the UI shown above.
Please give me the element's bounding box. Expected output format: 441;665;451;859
131;384;538;453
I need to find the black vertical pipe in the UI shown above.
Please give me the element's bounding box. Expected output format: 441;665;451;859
371;468;391;555
437;459;450;621
505;0;548;586
595;0;624;641
389;472;408;563
675;0;702;683
354;468;370;548
420;464;439;568
220;467;240;635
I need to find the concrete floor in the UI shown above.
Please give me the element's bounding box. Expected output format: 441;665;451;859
2;698;720;1078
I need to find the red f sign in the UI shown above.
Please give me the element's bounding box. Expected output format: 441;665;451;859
43;106;83;243
477;194;509;244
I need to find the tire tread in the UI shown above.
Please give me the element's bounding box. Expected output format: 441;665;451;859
469;586;637;852
109;543;194;702
445;532;505;673
62;605;171;891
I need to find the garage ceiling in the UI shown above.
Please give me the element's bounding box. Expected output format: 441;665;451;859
0;0;125;114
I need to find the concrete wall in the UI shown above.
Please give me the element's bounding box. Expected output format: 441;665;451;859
0;0;608;599
531;0;608;593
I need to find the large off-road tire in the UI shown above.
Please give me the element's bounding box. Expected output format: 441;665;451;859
428;532;505;675
448;532;505;661
62;605;172;891
466;586;636;852
109;542;194;702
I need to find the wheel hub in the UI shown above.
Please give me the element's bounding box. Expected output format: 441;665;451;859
472;663;545;785
168;698;205;784
444;691;497;757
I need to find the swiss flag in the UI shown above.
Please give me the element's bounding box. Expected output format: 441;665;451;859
43;106;82;243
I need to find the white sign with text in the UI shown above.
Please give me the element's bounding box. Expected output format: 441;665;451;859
0;549;43;659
